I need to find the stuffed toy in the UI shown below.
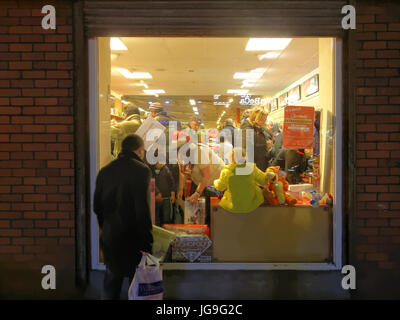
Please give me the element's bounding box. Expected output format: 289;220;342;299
310;190;322;208
263;166;297;206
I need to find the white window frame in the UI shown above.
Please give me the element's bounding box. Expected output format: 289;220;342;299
89;38;343;271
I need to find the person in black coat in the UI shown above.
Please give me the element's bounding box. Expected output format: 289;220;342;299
94;134;153;300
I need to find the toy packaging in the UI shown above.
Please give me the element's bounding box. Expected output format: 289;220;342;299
184;198;206;224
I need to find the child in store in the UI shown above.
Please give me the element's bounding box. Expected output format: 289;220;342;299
213;148;267;213
150;161;176;226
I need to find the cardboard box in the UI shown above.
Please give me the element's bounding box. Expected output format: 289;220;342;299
184;198;206;225
171;235;212;262
162;224;210;238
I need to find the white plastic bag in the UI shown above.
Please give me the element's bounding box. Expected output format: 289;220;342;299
128;253;163;300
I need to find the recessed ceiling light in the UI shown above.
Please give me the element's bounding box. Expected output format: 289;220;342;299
121;100;129;104
258;52;281;60
193;107;198;112
245;38;292;51
233;72;263;80
110;53;119;61
131;82;149;89
110;38;128;51
189;99;196;105
143;89;165;97
119;68;152;79
165;100;170;104
227;89;249;95
241;79;257;88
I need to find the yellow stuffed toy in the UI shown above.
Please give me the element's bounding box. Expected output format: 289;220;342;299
214;149;266;213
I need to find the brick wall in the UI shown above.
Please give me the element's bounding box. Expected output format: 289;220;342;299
0;1;75;297
355;0;400;297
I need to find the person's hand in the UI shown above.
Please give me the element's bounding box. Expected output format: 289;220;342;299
177;189;183;201
170;193;175;204
188;192;200;205
155;193;163;203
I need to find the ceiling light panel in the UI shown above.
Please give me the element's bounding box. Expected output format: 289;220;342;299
245;38;292;51
110;38;128;51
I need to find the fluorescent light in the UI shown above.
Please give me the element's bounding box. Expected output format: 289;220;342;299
189;99;196;105
193;107;198;112
245;38;292;51
110;53;119;61
194;111;199;115
258;52;281;60
225;104;230;108
119;68;152;79
165;100;170;104
138;107;145;112
131;82;149;89
241;79;257;88
228;98;233;103
110;38;128;51
121;100;129;104
143;89;165;97
234;72;263;80
227;89;249;95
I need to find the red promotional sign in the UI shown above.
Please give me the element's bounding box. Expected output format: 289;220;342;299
282;106;315;149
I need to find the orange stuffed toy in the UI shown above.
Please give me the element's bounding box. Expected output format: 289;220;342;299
263;166;297;206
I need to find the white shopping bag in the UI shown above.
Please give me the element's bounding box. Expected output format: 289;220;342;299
128;253;163;300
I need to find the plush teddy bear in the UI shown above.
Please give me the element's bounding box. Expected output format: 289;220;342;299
263;166;297;206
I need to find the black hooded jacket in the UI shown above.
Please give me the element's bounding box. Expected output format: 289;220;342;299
93;151;153;276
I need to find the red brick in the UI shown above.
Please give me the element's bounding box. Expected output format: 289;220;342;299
0;71;20;79
357;50;376;59
36;185;58;193
12;220;34;228
366;253;388;261
33;61;57;69
20;17;42;26
0;246;22;254
365;151;388;160
35;98;57;106
11;80;33;88
365;78;388;86
390;219;400;227
378;176;400;184
358;143;376;150
45;35;67;43
363;59;388;68
364;24;387;32
363;41;387;50
22;144;45;151
1;229;22;237
23;177;46;185
33;43;57;52
36;168;59;177
46;71;70;79
11;152;33;160
377;124;399;132
378;193;400;201
35;203;57;211
34;152;57;160
377;50;400;59
378;142;400;150
47;212;69;220
46;125;71;133
46;143;69;151
13;238;34;245
45;89;69;97
21;89;45;97
32;134;57;143
47;160;70;168
365;185;388;193
22;125;45;133
10;44;32;52
377;32;400;40
47;229;69;237
23;229;45;237
57;43;72;52
376;69;399;77
12;185;34;193
22;71;45;79
35;80;57;88
24;212;45;219
365;133;388;141
35;220;58;228
356;244;377;253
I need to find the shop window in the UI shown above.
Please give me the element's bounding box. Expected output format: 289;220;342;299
89;37;342;270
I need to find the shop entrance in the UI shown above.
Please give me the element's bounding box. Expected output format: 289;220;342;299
88;36;342;272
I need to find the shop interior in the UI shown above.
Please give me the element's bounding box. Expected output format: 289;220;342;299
92;37;338;266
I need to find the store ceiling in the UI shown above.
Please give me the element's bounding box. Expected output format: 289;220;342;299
110;37;318;126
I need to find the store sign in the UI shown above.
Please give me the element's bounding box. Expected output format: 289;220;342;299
282;106;314;149
213;101;230;106
239;95;267;106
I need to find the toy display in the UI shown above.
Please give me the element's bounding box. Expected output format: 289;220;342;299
309;190;322;208
263;166;297;206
